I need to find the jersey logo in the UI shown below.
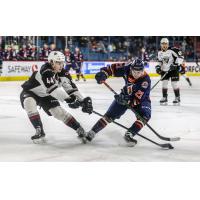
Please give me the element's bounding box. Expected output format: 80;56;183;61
141;81;148;89
135;90;144;99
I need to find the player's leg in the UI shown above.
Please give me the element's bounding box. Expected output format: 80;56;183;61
86;100;128;141
49;106;87;143
160;71;170;105
20;90;45;143
40;95;87;143
183;74;192;86
125;103;151;147
74;63;80;81
171;71;181;105
78;63;86;81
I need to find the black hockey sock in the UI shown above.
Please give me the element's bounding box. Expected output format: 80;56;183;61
174;88;180;97
91;118;108;134
76;74;80;80
162;88;168;98
65;116;80;131
186;77;192;85
28;113;43;130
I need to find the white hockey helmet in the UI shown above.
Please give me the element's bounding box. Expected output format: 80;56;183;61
160;38;169;44
48;51;65;63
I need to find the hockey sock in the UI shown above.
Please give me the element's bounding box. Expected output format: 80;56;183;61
65;116;81;131
174;88;180;97
162;88;168;98
76;74;80;80
91;118;109;133
28;113;43;130
129;120;144;135
186;77;192;85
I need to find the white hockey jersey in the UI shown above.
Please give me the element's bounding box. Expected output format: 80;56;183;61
21;62;83;102
157;47;184;72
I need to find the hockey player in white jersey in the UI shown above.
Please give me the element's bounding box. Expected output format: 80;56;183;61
20;51;93;143
155;38;185;105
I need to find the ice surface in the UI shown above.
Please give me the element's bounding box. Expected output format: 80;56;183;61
0;76;199;161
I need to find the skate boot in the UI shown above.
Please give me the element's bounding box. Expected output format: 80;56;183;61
124;131;137;147
31;127;46;144
75;79;80;82
86;130;96;142
173;97;180;105
160;97;168;105
186;78;192;86
76;126;87;144
83;78;86;82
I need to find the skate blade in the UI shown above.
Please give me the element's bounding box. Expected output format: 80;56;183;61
77;136;87;144
126;141;137;147
32;137;47;144
160;102;168;106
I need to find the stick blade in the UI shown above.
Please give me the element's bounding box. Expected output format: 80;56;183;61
170;137;181;142
161;143;174;150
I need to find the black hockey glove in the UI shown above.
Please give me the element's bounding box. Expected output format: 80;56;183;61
155;65;161;75
65;94;76;103
114;91;130;106
65;94;80;109
80;97;93;114
95;71;107;84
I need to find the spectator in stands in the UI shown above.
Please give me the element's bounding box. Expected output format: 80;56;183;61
4;45;15;60
28;45;37;60
138;47;149;62
49;43;56;52
17;45;28;60
40;43;50;60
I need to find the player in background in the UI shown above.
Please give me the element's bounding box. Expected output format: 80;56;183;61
86;59;151;147
155;38;185;105
20;51;93;143
74;47;86;81
0;50;2;75
64;48;75;73
180;61;192;86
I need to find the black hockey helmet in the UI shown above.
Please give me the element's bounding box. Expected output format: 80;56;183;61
130;59;144;71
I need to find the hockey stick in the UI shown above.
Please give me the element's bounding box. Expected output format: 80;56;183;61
102;81;180;142
150;70;169;91
92;110;173;149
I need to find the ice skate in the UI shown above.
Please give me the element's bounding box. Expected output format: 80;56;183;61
86;130;96;142
160;97;168;105
76;126;87;144
31;127;46;144
124;131;137;147
173;97;180;106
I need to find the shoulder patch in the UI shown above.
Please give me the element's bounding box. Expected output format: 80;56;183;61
141;81;149;89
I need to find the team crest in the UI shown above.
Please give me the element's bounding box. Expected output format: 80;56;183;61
141;81;148;89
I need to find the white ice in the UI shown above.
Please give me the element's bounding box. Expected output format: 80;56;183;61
0;76;200;161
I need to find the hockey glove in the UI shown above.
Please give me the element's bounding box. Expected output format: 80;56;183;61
155;65;161;75
65;94;80;109
114;91;130;106
80;97;93;114
95;71;107;84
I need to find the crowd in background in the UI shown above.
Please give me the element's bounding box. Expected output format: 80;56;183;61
0;36;199;62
